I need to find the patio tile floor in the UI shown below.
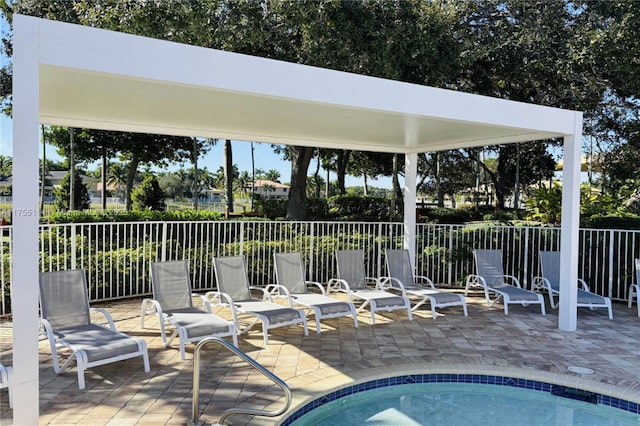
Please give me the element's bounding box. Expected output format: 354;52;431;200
1;291;639;425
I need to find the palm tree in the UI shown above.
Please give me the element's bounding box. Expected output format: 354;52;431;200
0;155;12;177
107;162;128;201
264;169;281;183
236;170;252;196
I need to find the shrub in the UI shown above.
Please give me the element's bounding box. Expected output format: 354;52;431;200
254;198;287;220
53;172;91;211
46;209;224;224
420;207;472;224
132;175;166;211
583;213;640;230
327;195;391;221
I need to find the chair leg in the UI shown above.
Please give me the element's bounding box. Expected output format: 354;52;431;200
77;365;86;390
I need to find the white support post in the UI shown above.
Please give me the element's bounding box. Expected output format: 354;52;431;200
558;112;583;332
403;153;418;266
11;15;41;424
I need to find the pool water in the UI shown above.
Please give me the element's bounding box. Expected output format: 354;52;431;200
289;383;640;425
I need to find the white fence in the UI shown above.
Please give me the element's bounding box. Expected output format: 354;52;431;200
1;221;638;316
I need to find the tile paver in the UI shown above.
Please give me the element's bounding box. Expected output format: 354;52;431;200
1;292;639;425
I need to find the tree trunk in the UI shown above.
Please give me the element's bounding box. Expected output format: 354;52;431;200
435;152;445;207
101;147;107;210
40;126;46;213
336;150;350;194
287;146;314;220
125;151;140;211
224;139;234;214
363;174;368;196
313;151;321;199
69;128;75;211
192;139;199;210
391;153;403;219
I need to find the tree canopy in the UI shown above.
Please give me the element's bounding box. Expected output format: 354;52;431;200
2;0;640;215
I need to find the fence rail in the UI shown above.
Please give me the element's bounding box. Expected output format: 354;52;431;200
1;221;639;316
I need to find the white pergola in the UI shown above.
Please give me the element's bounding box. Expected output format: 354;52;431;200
11;15;583;424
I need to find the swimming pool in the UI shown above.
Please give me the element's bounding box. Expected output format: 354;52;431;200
282;374;640;425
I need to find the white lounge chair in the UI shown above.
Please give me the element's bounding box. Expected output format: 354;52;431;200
39;269;150;389
328;249;412;324
381;249;468;319
208;256;308;345
465;249;546;315
0;361;12;408
141;260;239;360
628;258;640;317
532;251;613;319
271;252;358;333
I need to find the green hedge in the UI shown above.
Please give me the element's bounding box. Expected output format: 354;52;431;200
584;213;640;230
46;209;225;223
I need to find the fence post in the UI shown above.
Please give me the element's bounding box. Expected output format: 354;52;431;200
161;221;168;262
608;230;615;298
523;227;530;290
308;223;315;280
447;225;454;285
377;223;383;277
239;221;245;256
71;223;77;268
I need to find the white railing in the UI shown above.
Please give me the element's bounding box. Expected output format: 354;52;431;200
1;221;639;316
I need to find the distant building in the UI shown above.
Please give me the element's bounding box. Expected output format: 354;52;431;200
43;170;100;199
249;179;289;200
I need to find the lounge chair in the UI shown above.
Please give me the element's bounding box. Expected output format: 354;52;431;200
465;249;546;315
628;258;640;317
271;252;358;333
141;260;238;360
208;256;308;345
532;251;613;319
0;361;11;408
328;249;412;324
39;269;150;389
381;249;468;318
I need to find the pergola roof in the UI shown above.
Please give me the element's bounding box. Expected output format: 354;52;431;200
11;14;584;425
37;17;578;152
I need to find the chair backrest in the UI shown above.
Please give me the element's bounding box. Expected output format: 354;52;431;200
473;249;506;287
274;252;307;294
150;260;194;311
385;249;415;287
335;250;368;290
39;269;91;330
213;256;252;301
538;251;561;291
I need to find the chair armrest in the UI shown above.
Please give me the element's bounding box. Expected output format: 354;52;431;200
90;307;117;330
205;291;239;323
141;298;164;315
191;293;212;312
39;317;56;339
531;276;548;292
250;285;275;302
578;278;590;292
414;275;435;288
305;281;327;295
265;284;295;305
504;274;521;288
326;278;353;301
365;276;381;289
379;276;408;296
465;274;487;289
0;363;9;383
